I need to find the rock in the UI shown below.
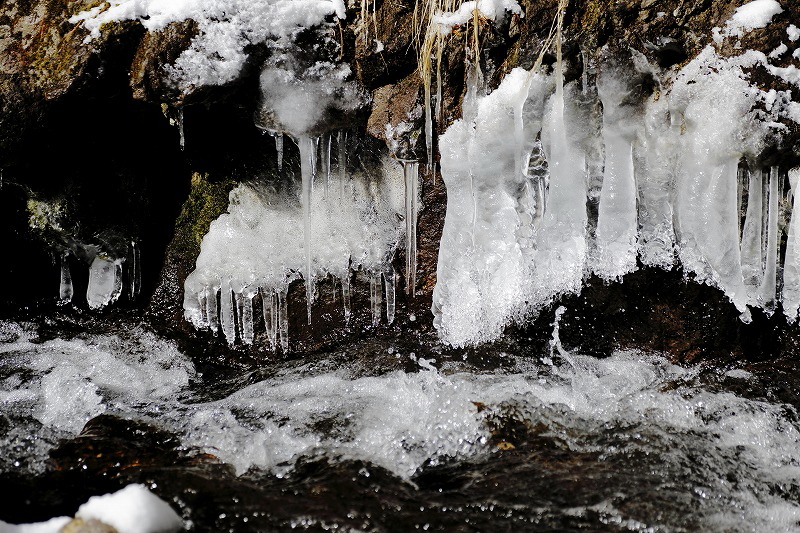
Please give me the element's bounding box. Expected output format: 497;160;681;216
61;518;118;533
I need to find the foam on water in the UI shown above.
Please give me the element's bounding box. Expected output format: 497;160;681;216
2;322;800;530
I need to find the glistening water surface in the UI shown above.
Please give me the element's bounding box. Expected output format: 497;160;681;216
2;318;800;532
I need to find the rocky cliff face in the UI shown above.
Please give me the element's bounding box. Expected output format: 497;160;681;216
1;0;799;361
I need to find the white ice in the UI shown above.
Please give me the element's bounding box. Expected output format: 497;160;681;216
183;140;405;346
86;256;123;310
433;41;799;344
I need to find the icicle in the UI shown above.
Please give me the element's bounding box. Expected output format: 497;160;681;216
197;290;208;328
86;256;123;310
323;134;332;198
783;167;800;320
425;97;434;173
384;266;396;325
370;272;383;326
741;168;764;298
403;161;419;297
178;107;185;151
759;166;779;313
220;280;236;344
276;133;284;175
233;289;244;341
260;287;277;349
342;272;352;325
278;286;289;353
593;77;638;281
58;252;73;304
206;285;219;334
299;135;317;325
128;240;141;301
241;288;255;345
737;166;746;239
532;8;588;300
338;130;347;202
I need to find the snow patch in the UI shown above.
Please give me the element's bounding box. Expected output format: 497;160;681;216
713;0;783;43
70;0;346;92
432;0;522;30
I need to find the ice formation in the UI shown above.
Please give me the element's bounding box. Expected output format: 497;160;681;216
433;36;800;345
58;253;73;305
183;133;405;348
86;256;124;310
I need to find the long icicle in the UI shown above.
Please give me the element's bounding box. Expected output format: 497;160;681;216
404;161;419;296
759;166;779;313
299;135;317;325
338;130;347;203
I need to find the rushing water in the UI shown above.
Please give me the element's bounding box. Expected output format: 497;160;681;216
2;317;800;532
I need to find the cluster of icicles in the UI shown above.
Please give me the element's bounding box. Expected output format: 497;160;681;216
57;242;141;309
183;130;420;351
432;42;800;346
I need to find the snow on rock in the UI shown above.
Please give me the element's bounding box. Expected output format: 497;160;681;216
70;0;346;91
432;0;522;30
0;517;71;533
788;24;800;41
76;485;183;533
0;485;181;533
713;0;784;43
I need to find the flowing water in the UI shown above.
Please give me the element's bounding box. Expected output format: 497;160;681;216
2;316;800;532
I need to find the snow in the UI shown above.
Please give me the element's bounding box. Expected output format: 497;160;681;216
0;485;181;533
0;517;71;533
76;485;183;533
788;24;800;41
70;0;346;92
713;0;783;43
769;42;788;58
432;0;522;30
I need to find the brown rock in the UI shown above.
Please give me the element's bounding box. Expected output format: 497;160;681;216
60;518;118;533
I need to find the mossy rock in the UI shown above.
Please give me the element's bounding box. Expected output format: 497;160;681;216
147;172;237;328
